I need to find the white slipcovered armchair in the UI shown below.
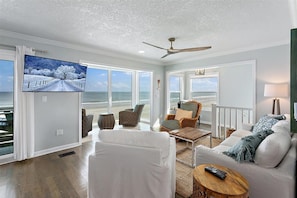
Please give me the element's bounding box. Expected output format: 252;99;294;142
88;130;176;198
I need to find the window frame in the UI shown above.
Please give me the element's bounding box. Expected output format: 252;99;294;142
189;73;219;111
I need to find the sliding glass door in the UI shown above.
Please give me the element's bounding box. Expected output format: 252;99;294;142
111;70;132;120
0;57;14;157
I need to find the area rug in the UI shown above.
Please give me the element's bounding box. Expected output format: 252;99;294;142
175;137;221;198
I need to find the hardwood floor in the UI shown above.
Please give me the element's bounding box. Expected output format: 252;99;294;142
0;123;212;198
0;141;94;198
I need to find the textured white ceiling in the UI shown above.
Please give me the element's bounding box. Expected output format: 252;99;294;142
0;0;294;64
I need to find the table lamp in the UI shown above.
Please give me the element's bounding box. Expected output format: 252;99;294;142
264;83;288;115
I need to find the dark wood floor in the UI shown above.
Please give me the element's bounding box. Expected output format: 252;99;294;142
0;141;94;198
0;123;212;198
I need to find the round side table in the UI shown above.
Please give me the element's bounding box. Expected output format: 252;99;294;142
193;164;249;198
98;113;115;130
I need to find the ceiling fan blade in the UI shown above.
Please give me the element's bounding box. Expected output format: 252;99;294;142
161;53;171;58
143;42;167;50
176;46;212;52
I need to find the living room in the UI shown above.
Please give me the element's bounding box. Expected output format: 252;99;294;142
0;1;296;197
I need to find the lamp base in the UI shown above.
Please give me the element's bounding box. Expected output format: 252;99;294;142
272;98;280;115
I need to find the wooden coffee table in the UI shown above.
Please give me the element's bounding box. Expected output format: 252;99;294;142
168;127;211;167
193;164;249;198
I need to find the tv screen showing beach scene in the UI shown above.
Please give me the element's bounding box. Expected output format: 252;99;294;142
22;55;87;92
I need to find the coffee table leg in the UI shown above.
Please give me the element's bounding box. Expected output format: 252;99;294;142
192;141;194;167
209;134;212;148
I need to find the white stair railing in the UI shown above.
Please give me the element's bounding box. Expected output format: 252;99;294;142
211;104;255;139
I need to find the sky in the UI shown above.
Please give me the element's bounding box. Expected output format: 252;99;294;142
170;75;218;92
85;68;151;92
0;60;14;92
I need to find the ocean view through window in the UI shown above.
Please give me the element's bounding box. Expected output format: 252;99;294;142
169;75;183;109
190;75;218;111
82;67;152;125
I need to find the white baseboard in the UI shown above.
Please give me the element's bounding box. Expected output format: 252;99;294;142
34;142;81;158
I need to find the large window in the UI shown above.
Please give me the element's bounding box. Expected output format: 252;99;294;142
138;72;152;122
82;66;152;125
0;57;14;156
190;75;218;111
111;70;132;120
168;75;183;110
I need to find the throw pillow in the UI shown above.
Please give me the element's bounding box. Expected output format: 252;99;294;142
271;120;290;135
223;129;274;162
252;115;279;134
174;108;193;121
254;132;291;168
267;114;286;120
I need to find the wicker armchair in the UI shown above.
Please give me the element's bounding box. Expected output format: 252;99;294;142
119;104;145;127
160;100;202;132
82;108;94;137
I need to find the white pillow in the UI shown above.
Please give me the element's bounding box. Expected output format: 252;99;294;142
271;120;290;135
254;132;291;168
99;130;170;162
174;108;193;121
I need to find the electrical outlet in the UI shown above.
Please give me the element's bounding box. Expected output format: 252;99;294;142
56;129;63;136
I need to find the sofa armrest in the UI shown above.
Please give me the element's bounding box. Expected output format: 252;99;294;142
195;145;295;198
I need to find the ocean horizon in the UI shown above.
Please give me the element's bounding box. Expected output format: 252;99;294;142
0;91;216;108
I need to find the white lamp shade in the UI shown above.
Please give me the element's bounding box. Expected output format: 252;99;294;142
264;83;289;97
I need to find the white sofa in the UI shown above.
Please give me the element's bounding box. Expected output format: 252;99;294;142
88;130;176;198
195;118;297;198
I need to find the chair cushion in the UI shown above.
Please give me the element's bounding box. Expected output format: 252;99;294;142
99;130;171;163
161;119;180;130
254;131;291;168
181;102;198;118
223;130;274;162
174;108;193;121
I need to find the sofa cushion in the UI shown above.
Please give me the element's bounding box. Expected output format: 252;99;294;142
252;115;279;134
174;108;193;120
99;130;171;162
220;136;242;147
254;132;291;168
223;130;274;162
271;120;290;135
230;129;253;138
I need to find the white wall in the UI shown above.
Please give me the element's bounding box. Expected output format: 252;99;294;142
34;93;80;151
165;44;290;121
218;61;255;108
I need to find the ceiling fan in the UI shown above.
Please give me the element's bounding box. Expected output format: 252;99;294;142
143;37;211;58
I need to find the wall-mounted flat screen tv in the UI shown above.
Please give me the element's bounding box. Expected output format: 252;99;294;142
22;55;87;92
